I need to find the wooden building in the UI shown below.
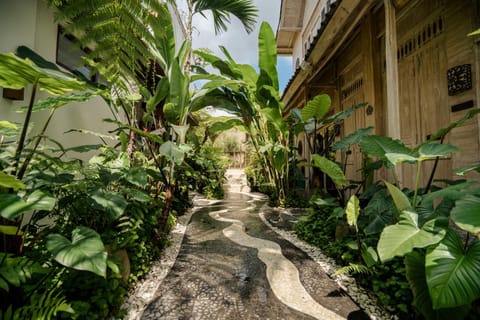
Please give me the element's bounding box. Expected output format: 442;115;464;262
277;0;480;191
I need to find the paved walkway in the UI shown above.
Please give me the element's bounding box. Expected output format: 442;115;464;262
141;191;369;319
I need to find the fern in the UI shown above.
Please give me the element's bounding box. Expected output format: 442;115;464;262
334;263;373;276
12;286;74;320
0;253;47;292
47;0;173;90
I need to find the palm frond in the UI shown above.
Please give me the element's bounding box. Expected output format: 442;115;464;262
47;0;174;90
193;0;258;34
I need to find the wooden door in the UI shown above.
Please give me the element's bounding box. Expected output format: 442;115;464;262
339;55;366;189
396;36;450;188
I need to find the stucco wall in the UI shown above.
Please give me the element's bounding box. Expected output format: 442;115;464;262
0;0;115;161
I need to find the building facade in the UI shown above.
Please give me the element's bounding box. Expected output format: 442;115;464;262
277;0;480;192
0;0;186;159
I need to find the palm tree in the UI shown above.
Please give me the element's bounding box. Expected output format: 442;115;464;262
46;0;258;236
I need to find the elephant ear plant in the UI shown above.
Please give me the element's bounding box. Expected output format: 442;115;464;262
0;51;120;318
375;141;480;319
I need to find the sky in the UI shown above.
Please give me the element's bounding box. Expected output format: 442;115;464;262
178;0;293;93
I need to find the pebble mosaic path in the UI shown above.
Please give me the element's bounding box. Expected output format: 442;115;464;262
140;192;369;320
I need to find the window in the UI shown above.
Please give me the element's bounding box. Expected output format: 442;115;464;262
56;26;96;82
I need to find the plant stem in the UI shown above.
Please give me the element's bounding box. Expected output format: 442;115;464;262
17;109;56;180
424;137;445;195
14;81;38;178
412;162;422;208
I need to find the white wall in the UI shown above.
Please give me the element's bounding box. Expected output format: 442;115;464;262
0;0;116;161
291;0;329;72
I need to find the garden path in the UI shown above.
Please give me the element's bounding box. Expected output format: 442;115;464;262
140;171;369;320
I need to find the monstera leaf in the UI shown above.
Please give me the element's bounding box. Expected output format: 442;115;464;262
46;227;107;278
426;230;480;309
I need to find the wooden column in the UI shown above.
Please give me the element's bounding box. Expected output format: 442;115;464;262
384;0;401;139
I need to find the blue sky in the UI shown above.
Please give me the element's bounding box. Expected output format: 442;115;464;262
183;0;293;93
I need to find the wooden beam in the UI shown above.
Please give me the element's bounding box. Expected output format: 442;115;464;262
384;0;400;140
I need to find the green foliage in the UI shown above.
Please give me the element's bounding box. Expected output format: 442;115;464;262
0;253;46;292
46;227;108;278
300;94;331;121
426;230;480;309
61;269;127;319
345;195;360;230
377;211;447;262
334;263;372;276
308;154;346;189
451;195;480;235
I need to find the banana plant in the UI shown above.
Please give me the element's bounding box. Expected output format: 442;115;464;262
191;22;290;202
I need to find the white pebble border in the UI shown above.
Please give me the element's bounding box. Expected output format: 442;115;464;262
256;201;397;320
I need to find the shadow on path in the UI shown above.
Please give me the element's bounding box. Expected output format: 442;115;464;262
141;192;369;320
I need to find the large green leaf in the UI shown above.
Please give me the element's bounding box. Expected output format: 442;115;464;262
385;153;418;165
258;22;278;91
26;190;56;211
17;92;99;113
0;171;25;190
429;108;480;141
124;167;149;188
310;154;346;188
331;127;373;151
451;195;480;236
346;195;360;229
0;53;85;95
454;163;480;176
426;230;480;309
359;135;412;166
46;227;107;278
271;144;287;172
385;181;412;213
90;190;127;221
0;121;20;137
159;141;185;165
377;211;447;262
259;108;287;135
405;251;469;319
0;190;55;220
418;143;459;161
301;94;331;121
209;118;244;134
421;181;479;205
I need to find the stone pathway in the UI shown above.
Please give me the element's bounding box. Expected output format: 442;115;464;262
140;191;369;319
